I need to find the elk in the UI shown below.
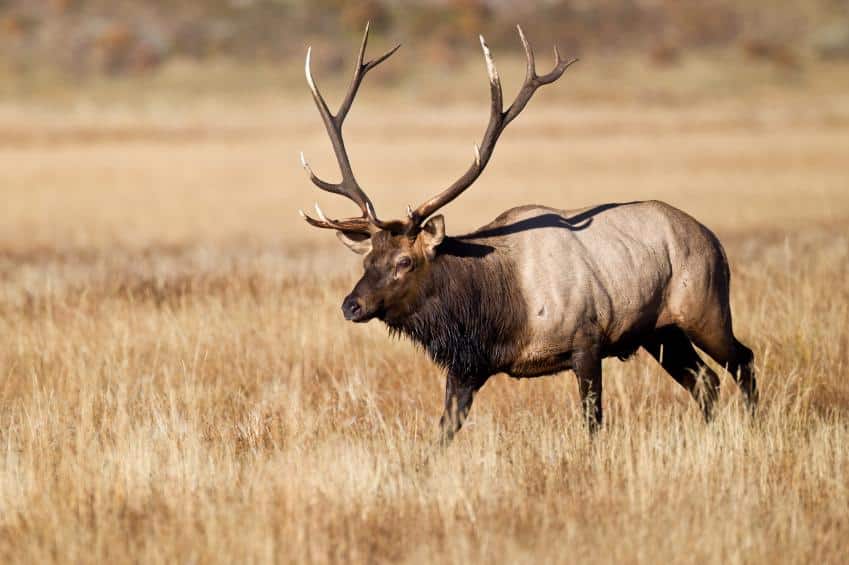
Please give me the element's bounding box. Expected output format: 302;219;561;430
297;24;758;444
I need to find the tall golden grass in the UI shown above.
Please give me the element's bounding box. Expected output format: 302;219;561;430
1;61;848;562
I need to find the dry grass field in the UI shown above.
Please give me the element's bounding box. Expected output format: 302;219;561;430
1;56;849;563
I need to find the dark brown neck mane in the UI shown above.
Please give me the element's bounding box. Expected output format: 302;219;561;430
382;237;526;378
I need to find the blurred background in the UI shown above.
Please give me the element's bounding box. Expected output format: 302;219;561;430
1;0;848;264
2;4;849;562
2;0;848;77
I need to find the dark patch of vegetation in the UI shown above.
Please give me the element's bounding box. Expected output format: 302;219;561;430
0;1;845;76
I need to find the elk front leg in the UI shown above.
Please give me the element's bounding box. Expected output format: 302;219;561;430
438;373;482;446
573;348;603;434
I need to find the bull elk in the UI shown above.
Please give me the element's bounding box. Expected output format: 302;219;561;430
297;24;758;444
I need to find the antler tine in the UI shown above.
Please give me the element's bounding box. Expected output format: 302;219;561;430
479;34;503;115
541;44;578;84
300;22;400;233
300;151;338;193
503;25;577;124
517;25;535;84
338;22;401;124
408;27;575;227
298;207;373;232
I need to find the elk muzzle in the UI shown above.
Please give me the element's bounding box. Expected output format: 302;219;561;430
342;292;379;323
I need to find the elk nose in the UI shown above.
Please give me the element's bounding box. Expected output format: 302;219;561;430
342;295;362;320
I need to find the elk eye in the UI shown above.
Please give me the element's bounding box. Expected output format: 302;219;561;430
396;256;413;270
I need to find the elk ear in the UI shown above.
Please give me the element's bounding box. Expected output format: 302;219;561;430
336;231;373;255
420;215;445;260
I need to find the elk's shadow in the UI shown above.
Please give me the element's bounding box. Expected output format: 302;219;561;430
442;203;633;259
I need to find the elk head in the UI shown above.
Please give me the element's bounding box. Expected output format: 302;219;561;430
298;23;575;323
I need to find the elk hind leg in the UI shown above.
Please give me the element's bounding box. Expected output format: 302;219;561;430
730;338;758;409
643;326;720;421
682;300;758;412
690;329;758;413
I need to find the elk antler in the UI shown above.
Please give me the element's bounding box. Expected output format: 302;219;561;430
406;26;577;229
298;25;575;236
298;22;400;234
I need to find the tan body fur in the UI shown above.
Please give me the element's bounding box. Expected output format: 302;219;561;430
463;201;733;379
